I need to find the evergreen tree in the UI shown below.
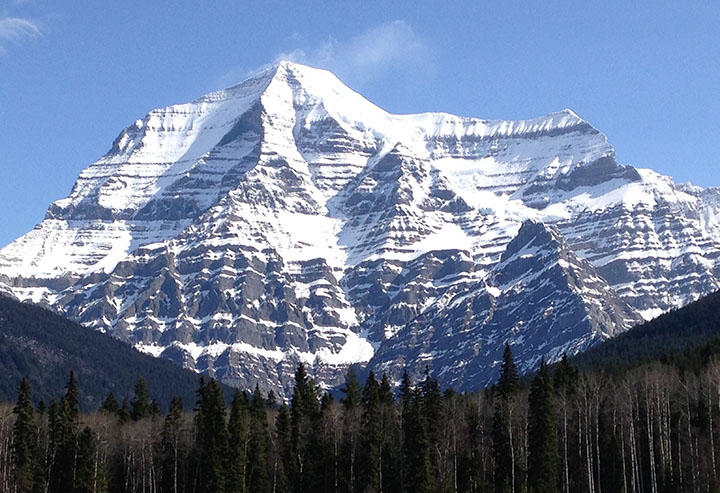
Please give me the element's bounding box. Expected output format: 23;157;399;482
161;396;184;493
527;360;559;493
131;376;151;421
150;399;162;417
13;378;36;493
227;390;249;493
196;379;229;492
379;373;400;493
360;371;382;493
498;343;519;398
420;367;443;468
49;371;81;493
340;366;362;492
290;363;320;493
265;389;277;409
403;391;434;493
101;392;119;415
340;365;362;410
246;385;269;493
492;343;521;493
118;398;131;424
74;426;98;493
274;403;292;493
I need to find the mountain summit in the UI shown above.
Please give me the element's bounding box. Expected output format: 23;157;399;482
2;62;719;394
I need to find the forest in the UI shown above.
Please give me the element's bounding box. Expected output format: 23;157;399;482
3;342;720;493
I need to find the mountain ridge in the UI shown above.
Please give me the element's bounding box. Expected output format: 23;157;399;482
2;61;719;395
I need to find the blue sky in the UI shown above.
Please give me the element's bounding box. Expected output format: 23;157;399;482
1;1;719;248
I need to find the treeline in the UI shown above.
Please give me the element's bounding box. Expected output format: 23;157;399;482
6;347;720;492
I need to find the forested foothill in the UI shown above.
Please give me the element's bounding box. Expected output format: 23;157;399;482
5;290;720;492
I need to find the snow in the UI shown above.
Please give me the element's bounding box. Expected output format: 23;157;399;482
3;60;720;385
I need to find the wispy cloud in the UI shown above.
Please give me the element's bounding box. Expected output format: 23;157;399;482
0;16;41;54
275;20;435;86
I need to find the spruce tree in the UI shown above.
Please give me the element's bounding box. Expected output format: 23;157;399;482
246;385;269;493
403;391;434;493
498;343;519;398
290;363;320;493
74;426;98;493
227;390;249;493
13;378;36;493
340;366;362;410
196;379;228;492
118;399;131;424
131;377;151;421
493;344;519;493
527;360;559;493
49;371;81;493
360;371;381;493
340;366;362;492
274;403;292;493
101;392;119;415
161;396;184;493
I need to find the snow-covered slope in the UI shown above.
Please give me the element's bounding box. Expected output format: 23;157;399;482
2;61;719;394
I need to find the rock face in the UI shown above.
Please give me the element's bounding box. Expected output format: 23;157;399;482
1;61;718;394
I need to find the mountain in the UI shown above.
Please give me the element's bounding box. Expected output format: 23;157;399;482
571;288;720;372
2;61;719;395
0;295;221;411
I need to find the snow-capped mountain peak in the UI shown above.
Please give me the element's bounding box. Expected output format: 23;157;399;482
2;62;718;395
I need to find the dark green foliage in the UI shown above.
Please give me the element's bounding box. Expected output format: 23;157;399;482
498;343;519;398
246;385;269;493
402;387;434;493
118;398;131;424
13;378;36;492
274;403;292;493
160;396;185;493
527;360;559;493
101;392;119;414
493;343;519;493
0;295;231;411
360;371;381;493
49;372;81;493
195;378;229;492
73;426;98;493
227;390;249;493
290;363;320;493
340;365;361;410
131;377;151;421
573;288;720;372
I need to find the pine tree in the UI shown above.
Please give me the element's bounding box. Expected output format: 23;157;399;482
13;378;36;493
196;379;229;492
403;390;434;493
131;376;151;421
527;360;559;493
498;343;519;399
49;371;81;493
74;426;98;493
360;371;382;493
290;363;320;493
274;403;292;493
118;398;131;424
340;366;362;492
379;372;400;493
227;390;249;493
341;366;362;410
246;385;269;493
493;344;519;493
161;396;184;493
421;367;443;471
101;392;119;415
